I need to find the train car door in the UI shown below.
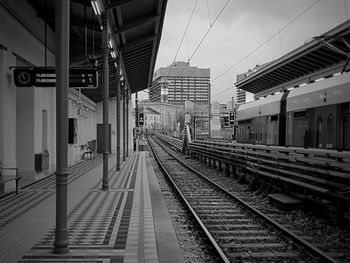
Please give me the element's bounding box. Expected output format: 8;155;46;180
315;115;323;148
343;113;350;150
267;116;278;145
291;111;308;147
314;105;336;149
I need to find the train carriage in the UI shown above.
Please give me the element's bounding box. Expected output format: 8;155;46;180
236;93;283;145
236;72;350;150
286;72;350;150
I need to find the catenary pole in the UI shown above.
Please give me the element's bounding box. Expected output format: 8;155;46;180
101;18;109;190
116;59;121;171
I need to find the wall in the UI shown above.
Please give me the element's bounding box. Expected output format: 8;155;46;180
0;49;16;169
96;96;134;156
0;2;97;184
67;90;97;166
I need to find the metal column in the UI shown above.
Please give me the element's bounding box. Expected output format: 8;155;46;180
101;20;109;190
115;60;121;171
122;85;126;161
134;92;138;151
54;0;70;254
126;90;129;157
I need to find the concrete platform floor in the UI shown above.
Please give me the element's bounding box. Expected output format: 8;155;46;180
0;152;184;263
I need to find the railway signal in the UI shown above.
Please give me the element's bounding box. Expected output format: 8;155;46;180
229;112;235;126
138;113;144;126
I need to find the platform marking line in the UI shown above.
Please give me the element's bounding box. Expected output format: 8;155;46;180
141;152;159;263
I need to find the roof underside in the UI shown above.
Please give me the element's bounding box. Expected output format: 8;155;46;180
235;20;350;98
27;0;167;103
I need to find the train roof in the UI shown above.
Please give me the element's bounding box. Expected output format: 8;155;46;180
235;20;350;99
236;93;283;120
287;71;350;112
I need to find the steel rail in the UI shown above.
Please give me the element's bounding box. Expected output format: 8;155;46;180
151;135;338;263
148;137;230;263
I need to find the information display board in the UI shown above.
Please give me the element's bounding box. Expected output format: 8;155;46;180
13;67;98;88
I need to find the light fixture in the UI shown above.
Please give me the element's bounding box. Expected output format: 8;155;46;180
108;40;112;49
111;51;116;58
91;1;98;15
91;0;101;15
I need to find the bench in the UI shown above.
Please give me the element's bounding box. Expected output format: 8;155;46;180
0;166;21;194
82;140;97;159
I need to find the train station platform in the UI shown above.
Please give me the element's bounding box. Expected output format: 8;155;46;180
0;152;184;263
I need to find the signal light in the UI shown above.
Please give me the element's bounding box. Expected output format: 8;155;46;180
138;113;144;126
229;112;234;121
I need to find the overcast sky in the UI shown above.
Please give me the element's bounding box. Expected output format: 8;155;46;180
140;0;350;103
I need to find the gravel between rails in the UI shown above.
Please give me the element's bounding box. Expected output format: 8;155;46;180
147;144;221;263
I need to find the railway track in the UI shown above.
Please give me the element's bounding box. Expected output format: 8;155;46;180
149;135;337;263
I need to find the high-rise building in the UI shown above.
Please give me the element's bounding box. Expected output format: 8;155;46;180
236;88;246;105
149;62;210;106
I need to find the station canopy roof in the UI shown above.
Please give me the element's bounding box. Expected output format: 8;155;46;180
235;20;350;98
27;0;168;103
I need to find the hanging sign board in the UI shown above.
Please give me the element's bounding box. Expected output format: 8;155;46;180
13;68;98;88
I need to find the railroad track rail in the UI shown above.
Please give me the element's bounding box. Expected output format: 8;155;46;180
149;135;337;263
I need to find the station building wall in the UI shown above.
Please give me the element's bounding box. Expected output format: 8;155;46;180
96;96;134;156
0;2;99;184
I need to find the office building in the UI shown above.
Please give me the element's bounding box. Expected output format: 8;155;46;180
149;62;210;106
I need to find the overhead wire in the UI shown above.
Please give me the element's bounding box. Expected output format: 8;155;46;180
171;0;198;67
211;0;321;98
160;0;198;91
177;0;231;78
206;0;212;27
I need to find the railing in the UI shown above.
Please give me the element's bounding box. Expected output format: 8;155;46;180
0;166;21;194
155;133;350;222
189;140;350;201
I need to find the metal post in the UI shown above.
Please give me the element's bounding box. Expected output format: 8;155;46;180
101;20;109;190
54;0;69;254
134;92;138;151
116;60;121;171
122;85;126;161
208;83;211;139
126;90;129;157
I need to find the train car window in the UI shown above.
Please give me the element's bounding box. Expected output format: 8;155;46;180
326;114;334;149
270;115;278;121
294;111;306;118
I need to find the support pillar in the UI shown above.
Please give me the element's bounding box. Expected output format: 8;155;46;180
115;60;121;171
126;90;129;158
122;86;126;161
101;20;109;190
53;0;69;254
134;92;138;152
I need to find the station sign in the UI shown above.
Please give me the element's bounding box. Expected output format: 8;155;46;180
13;67;98;88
